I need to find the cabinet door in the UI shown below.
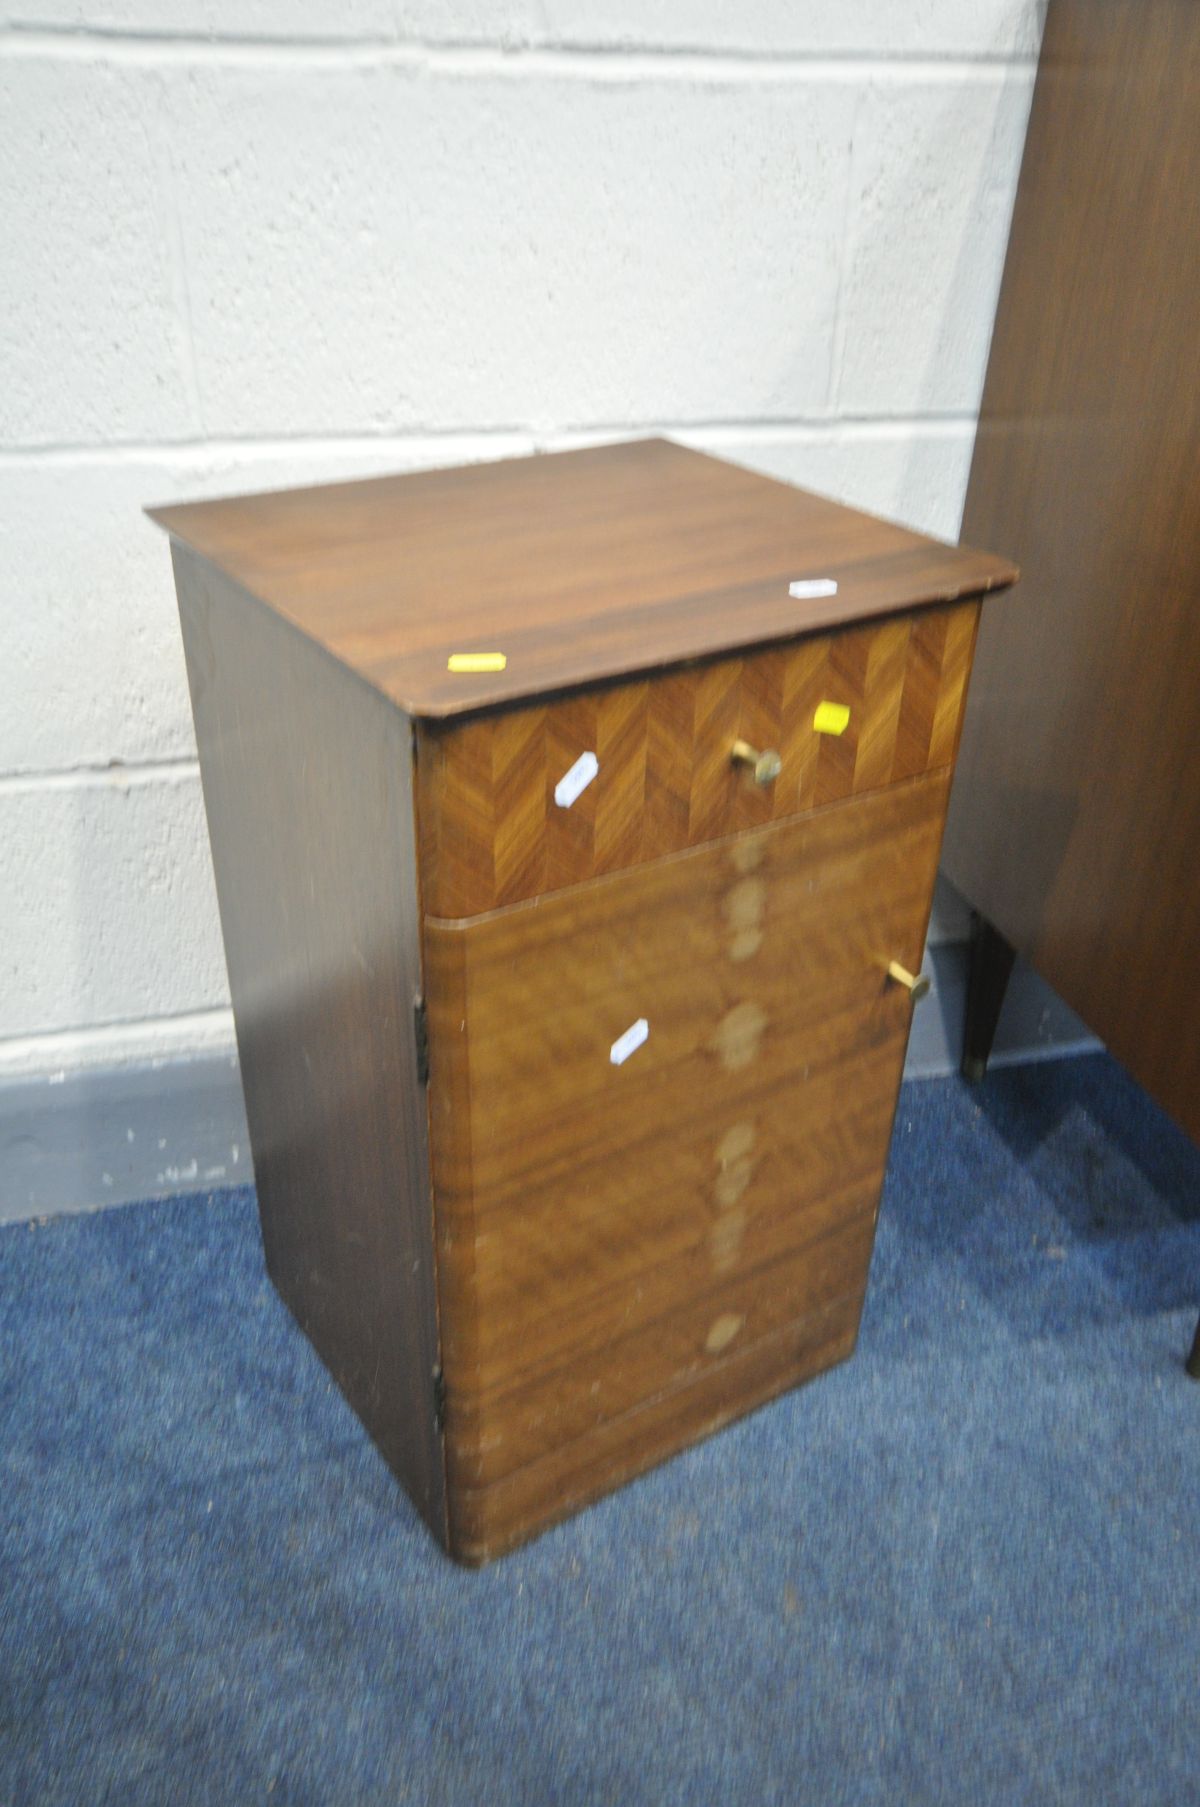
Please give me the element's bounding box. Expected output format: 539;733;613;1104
424;768;948;1560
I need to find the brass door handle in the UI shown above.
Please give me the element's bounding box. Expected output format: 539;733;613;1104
731;739;782;786
887;960;931;1003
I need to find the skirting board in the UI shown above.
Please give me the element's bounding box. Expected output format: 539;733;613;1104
904;941;1098;1080
2;1051;251;1227
1;949;1097;1225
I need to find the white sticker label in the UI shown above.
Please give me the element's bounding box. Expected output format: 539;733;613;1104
789;578;839;600
609;1018;649;1067
554;749;600;809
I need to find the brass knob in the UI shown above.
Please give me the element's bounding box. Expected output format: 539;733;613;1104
887;960;931;1003
731;739;782;786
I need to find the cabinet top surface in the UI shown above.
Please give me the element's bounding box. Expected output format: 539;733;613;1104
148;437;1015;718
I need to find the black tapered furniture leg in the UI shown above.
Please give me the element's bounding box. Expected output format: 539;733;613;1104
961;911;1017;1084
1187;1315;1200;1380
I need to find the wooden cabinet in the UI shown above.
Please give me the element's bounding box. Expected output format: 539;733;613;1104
942;0;1200;1144
150;438;1014;1563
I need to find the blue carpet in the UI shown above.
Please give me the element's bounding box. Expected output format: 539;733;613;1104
2;1053;1198;1806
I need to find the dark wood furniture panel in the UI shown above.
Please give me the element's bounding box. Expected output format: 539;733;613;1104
942;0;1200;1144
172;544;446;1539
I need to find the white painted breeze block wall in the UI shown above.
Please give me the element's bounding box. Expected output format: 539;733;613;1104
1;2;1042;1081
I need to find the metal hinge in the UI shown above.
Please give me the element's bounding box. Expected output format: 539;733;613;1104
432;1364;447;1434
414;996;429;1085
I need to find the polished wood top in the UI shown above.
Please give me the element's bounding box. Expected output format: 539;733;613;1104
148;437;1015;719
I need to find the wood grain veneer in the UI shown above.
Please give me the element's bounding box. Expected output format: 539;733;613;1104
942;0;1200;1142
149;437;1013;719
417;601;977;916
152;439;1015;1562
172;543;446;1539
449;1296;863;1561
425;770;949;1559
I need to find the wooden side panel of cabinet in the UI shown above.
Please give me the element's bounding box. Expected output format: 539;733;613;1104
942;0;1200;1141
416;602;978;917
172;544;447;1539
424;768;950;1562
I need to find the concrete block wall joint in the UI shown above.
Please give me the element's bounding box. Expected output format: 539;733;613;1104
0;1;1044;1083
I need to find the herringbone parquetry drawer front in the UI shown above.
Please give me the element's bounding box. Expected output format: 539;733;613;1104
416;600;979;918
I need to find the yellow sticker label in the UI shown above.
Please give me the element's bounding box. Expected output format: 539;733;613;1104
813;700;851;737
447;652;507;674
